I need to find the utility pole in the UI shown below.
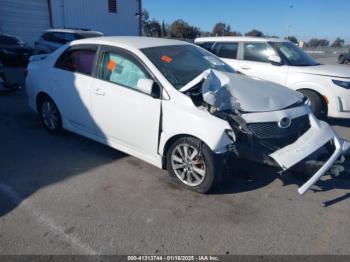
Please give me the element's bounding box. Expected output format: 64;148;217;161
287;1;294;36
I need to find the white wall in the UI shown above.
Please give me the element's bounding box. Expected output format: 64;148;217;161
50;0;140;36
0;0;50;45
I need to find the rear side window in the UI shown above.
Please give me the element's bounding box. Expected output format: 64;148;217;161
99;51;148;90
243;42;276;63
212;42;239;59
55;47;97;75
196;42;215;51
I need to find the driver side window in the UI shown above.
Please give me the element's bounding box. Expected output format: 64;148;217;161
243;42;276;63
99;51;148;90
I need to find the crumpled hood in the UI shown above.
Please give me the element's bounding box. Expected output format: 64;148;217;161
181;69;304;112
290;64;350;78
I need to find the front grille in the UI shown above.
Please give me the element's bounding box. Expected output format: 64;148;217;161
247;115;310;139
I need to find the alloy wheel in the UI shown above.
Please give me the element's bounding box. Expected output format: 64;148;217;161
171;143;206;186
41;100;59;130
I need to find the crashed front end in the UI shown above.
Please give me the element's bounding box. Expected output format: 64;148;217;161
240;107;350;195
183;69;350;195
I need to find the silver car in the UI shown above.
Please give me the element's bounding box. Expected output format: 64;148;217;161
34;29;103;55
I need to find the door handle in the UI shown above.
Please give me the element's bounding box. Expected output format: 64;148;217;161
93;88;105;96
240;66;251;70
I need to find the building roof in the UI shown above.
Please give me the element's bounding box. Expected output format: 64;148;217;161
72;36;191;49
195;36;289;43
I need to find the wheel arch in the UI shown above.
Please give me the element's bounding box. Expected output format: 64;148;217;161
296;88;328;107
36;92;60;115
36;92;51;112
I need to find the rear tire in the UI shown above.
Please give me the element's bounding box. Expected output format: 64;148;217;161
38;96;63;135
166;137;223;193
299;90;326;119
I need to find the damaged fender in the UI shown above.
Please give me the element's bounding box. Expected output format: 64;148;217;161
180;69;350;195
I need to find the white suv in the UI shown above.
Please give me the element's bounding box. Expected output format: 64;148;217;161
195;37;350;119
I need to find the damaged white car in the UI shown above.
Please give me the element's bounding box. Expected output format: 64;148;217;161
25;37;350;194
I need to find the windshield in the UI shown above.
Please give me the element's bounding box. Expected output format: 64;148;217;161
269;42;320;66
141;45;235;89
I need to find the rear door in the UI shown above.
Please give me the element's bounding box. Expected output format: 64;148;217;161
91;46;161;160
211;41;240;70
239;42;288;85
51;45;97;134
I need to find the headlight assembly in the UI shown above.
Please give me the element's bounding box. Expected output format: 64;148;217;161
332;79;350;89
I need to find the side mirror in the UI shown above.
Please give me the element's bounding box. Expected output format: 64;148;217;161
268;55;282;66
137;79;161;98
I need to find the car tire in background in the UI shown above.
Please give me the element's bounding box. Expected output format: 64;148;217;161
38;95;63;135
338;56;345;64
166;137;223;193
299;89;326;119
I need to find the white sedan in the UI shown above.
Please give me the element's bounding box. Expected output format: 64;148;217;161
26;37;349;194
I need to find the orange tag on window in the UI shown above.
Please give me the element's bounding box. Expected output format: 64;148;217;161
161;55;172;63
107;60;117;71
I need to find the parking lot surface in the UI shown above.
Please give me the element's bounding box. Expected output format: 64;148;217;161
1;62;350;255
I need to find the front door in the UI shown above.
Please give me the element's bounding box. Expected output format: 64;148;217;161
91;47;161;160
211;41;241;70
239;42;288;85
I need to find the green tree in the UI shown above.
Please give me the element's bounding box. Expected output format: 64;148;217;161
212;22;230;36
245;29;264;37
331;37;345;48
308;38;329;48
161;20;167;37
285;36;298;44
170;19;199;39
149;19;161;37
141;9;151;36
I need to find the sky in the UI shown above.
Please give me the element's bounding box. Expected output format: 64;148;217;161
142;0;350;43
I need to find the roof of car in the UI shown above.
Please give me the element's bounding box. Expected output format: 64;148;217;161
71;36;191;49
45;28;103;35
195;36;289;43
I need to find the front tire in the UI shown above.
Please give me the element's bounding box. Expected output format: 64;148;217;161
166;137;223;193
299;90;326;119
338;56;345;64
39;96;63;135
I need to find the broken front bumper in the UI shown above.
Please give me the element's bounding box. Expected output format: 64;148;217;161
269;114;350;195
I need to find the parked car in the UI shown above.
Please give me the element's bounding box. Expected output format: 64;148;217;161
26;37;349;195
0;34;33;66
338;49;350;64
195;37;350;119
0;62;6;92
0;62;16;94
34;29;104;55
